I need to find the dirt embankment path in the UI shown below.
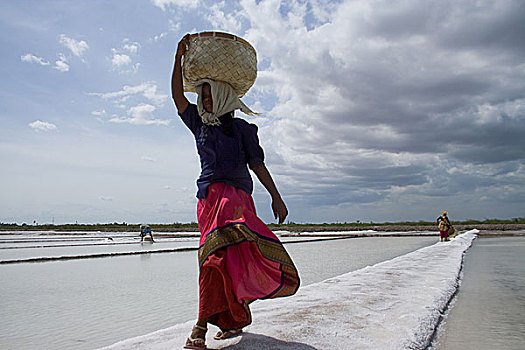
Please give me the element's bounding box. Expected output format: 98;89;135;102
275;223;525;236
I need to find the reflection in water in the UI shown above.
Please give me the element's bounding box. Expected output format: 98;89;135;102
434;237;525;350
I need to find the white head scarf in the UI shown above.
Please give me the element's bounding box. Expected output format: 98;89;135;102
196;79;259;126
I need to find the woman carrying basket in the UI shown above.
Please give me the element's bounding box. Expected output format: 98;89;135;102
172;34;300;349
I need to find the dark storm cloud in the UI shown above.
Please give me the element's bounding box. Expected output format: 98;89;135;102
437;1;525;55
251;0;525;220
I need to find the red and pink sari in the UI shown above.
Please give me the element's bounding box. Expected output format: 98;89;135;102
197;182;300;330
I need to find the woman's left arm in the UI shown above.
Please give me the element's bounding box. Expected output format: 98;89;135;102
252;164;288;224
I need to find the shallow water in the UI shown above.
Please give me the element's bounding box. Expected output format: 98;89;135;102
0;238;198;261
0;233;329;262
433;236;525;350
0;234;435;350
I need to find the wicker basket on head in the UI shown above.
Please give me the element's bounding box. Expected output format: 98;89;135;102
182;31;257;97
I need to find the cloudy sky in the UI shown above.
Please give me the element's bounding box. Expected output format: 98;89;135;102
1;0;524;225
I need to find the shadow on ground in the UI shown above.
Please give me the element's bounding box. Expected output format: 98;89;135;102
213;332;317;350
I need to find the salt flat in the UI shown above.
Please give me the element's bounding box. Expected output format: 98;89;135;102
99;230;477;350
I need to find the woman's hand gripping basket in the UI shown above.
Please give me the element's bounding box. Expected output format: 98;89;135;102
182;32;257;97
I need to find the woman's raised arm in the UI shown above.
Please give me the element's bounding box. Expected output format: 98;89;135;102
171;34;190;114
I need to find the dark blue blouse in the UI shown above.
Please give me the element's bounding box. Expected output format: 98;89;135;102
179;104;265;199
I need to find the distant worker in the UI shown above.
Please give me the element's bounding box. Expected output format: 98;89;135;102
436;211;451;242
140;224;155;242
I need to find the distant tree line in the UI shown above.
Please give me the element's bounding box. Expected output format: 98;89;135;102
0;222;199;232
1;218;524;231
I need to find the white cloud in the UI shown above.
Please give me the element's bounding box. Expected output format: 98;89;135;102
53;53;70;72
111;53;132;67
207;2;242;33
20;53;50;66
59;34;89;57
54;59;69;72
153;32;168;42
109;104;170;126
91;110;106;116
90;82;168;107
28;120;57;132
168;19;180;32
110;40;141;73
151;0;199;11
141;155;157;162
122;40;140;54
21;37;86;73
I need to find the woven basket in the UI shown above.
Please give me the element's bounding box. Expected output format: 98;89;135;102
182;31;257;97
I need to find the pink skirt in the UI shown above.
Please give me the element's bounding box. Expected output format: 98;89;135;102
197;182;299;330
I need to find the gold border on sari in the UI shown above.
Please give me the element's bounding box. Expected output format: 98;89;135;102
198;223;300;298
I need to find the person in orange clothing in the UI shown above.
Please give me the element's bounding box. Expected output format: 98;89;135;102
437;211;452;242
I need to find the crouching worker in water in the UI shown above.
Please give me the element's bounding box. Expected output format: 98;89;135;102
172;34;300;349
140;224;155;242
